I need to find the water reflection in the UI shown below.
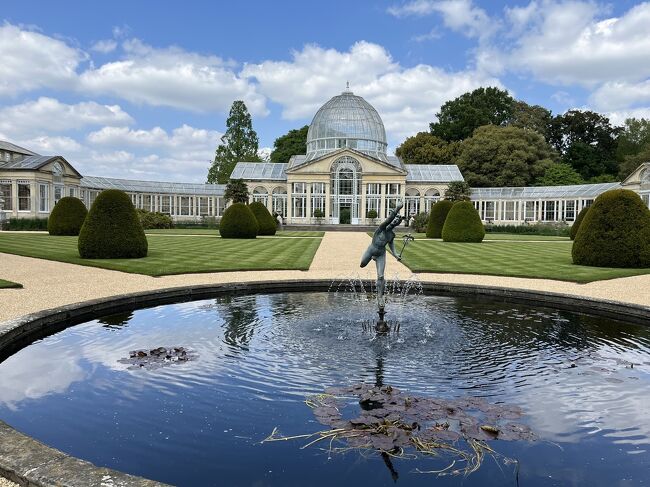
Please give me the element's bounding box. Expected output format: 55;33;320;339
0;292;648;486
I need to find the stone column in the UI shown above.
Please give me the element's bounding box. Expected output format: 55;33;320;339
306;183;312;223
380;184;386;219
325;182;331;223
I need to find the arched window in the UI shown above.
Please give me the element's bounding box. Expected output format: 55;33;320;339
405;188;420;216
424;188;441;213
330;156;362;222
252;186;269;205
272;186;287;217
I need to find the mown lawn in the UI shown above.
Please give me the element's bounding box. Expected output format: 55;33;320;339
0;233;322;276
400;240;650;283
144;228;324;237
0;279;22;289
375;232;569;241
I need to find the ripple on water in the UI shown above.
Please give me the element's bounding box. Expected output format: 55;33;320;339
0;292;649;486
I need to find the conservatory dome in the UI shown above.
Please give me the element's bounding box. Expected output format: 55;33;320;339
305;88;388;162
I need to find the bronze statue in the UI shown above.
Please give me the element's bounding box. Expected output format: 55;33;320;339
360;200;405;311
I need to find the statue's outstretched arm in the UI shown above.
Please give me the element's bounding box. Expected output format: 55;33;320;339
378;200;404;229
388;239;400;260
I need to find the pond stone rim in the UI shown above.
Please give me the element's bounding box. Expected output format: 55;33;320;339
1;279;649;487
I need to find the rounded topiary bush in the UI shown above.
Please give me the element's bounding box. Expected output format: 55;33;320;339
570;206;590;240
219;203;259;238
442;201;485;243
47;196;88;236
78;189;148;259
426;200;454;238
249;201;276;236
572;189;650;268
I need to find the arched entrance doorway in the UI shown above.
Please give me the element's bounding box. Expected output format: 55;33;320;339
330;156;362;224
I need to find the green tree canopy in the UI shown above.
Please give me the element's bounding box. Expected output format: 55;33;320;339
616;118;650;179
430;87;515;142
509;100;552;138
535;163;583;186
548;110;621;180
457;125;556;187
270;125;308;163
224;179;250;204
395;132;460;165
620;145;650;181
207;100;261;184
444;181;472;201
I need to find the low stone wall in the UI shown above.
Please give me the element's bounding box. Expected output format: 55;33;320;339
1;280;649;486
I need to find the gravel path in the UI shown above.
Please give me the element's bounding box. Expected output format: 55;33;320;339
1;231;649;323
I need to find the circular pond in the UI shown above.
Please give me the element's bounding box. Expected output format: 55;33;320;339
0;291;649;486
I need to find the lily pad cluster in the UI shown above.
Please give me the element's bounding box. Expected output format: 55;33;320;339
265;383;536;476
118;347;197;370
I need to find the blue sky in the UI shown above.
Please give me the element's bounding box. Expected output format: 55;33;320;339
2;0;650;182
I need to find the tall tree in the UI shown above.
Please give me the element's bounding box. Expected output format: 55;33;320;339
444;181;472;201
270;125;309;163
509;101;552;138
547;110;621;180
224;179;250;204
457;125;556;187
535;163;583;186
620;145;650;180
616;118;650;178
396;132;461;165
207;100;261;184
430;87;515;142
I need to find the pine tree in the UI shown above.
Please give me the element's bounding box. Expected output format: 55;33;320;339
207;101;261;183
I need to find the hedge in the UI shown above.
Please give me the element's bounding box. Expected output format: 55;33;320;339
47;197;88;236
136;209;173;229
78;189;148;259
4;217;48;231
570;206;590;240
442;201;485;242
572;189;650;268
249;201;277;235
219;203;258;238
484;223;570;237
426;200;453;238
410;212;429;233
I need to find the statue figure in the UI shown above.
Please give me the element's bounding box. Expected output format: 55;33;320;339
360;200;405;311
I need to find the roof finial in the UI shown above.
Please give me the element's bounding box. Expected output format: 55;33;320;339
343;81;352;94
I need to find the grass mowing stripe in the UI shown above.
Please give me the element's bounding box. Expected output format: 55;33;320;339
400;240;650;283
0;233;322;276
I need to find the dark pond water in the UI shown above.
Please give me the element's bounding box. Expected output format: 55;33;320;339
1;292;649;486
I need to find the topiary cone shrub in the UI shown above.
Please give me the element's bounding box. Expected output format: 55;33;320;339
47;196;88;236
219;203;259;238
442;201;485;243
78;189;148;259
249;201;276;235
426;200;453;238
572;189;650;268
570;206;590;240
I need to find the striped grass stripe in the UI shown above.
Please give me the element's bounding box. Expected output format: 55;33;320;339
0;233;322;277
401;240;650;283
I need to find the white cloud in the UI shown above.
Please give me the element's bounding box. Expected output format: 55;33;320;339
79;39;267;115
388;0;495;39
82;124;220;182
505;1;650;86
412;28;442;42
605;107;650;126
589;80;650;112
0;97;133;136
243;41;500;142
18;135;83;154
91;39;117;54
0;22;85;96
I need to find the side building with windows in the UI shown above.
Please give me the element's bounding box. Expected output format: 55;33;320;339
0;141;226;223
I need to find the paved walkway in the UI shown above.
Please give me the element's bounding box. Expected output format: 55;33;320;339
1;231;649;324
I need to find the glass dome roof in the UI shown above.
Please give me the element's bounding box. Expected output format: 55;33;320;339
305;89;388;162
